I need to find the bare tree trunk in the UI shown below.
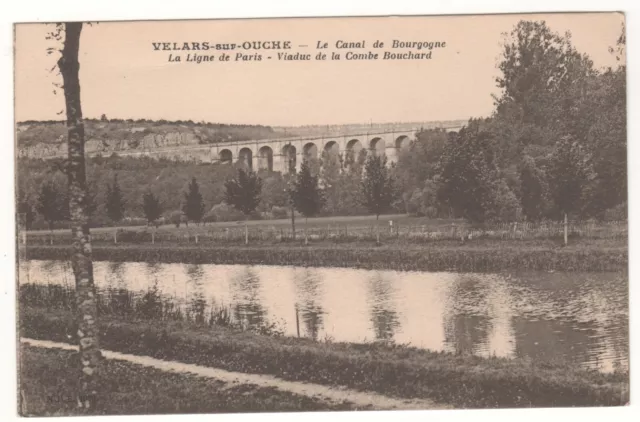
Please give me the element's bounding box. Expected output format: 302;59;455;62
376;214;380;245
564;212;568;246
59;22;100;410
305;217;308;245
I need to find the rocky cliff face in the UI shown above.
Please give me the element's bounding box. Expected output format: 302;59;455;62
18;131;201;160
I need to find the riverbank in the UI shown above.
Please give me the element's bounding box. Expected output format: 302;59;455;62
19;345;359;416
25;239;628;272
20;306;629;409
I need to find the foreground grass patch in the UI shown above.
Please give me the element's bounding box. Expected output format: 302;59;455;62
26;238;628;272
19;345;356;416
20;307;629;409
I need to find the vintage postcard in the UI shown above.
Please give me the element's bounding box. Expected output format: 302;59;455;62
14;12;628;416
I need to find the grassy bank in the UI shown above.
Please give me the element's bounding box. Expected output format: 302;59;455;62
20;306;629;409
25;239;628;272
19;345;355;416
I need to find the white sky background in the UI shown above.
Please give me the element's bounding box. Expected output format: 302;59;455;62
14;13;623;126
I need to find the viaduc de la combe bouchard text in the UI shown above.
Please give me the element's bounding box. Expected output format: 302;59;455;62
154;39;447;63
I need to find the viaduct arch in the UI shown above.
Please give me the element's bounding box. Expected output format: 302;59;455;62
208;129;425;174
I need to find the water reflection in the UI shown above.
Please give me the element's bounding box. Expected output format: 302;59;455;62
293;269;325;340
366;274;400;341
186;264;206;324
19;260;629;372
442;275;492;355
230;267;267;330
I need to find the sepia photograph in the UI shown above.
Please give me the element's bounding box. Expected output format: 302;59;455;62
12;11;628;416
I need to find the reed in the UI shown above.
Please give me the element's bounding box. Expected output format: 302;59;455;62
19;283;236;329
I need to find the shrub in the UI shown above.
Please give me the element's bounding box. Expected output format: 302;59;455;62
116;230;153;243
604;203;627;221
167;210;183;228
271;205;289;219
211;203;245;222
203;210;217;223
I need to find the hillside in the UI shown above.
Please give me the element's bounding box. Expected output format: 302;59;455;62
16;119;288;159
16;118;468;160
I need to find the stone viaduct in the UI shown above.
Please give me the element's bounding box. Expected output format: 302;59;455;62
20;126;464;173
211;129;420;173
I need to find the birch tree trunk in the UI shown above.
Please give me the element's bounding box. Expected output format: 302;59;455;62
58;22;100;410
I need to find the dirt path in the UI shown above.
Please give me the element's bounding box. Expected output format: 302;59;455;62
21;337;450;411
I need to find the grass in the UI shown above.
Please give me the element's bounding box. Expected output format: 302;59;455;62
20;306;629;409
19;345;357;416
28;213;431;235
26;237;628;272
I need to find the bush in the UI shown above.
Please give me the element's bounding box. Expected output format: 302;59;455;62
211;203;245;222
271;205;289;219
116;230;153;243
167;210;183;228
203;210;217;223
604;203;627;221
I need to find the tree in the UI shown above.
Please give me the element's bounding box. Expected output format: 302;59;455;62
290;160;324;244
319;150;342;215
547;136;596;244
57;22;100;409
361;155;394;244
36;181;66;231
84;181;98;220
258;171;289;211
436;120;511;224
142;192;163;226
105;173;126;225
182;177;206;226
17;193;36;230
580;25;627;219
224;169;262;244
495;21;594;135
519;155;549;221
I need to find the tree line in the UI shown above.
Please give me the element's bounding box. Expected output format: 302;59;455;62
395;20;627;226
21;153;396;245
18;20;627;235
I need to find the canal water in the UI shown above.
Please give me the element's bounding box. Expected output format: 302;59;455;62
19;260;628;372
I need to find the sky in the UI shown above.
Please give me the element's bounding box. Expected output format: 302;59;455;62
14;12;624;126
